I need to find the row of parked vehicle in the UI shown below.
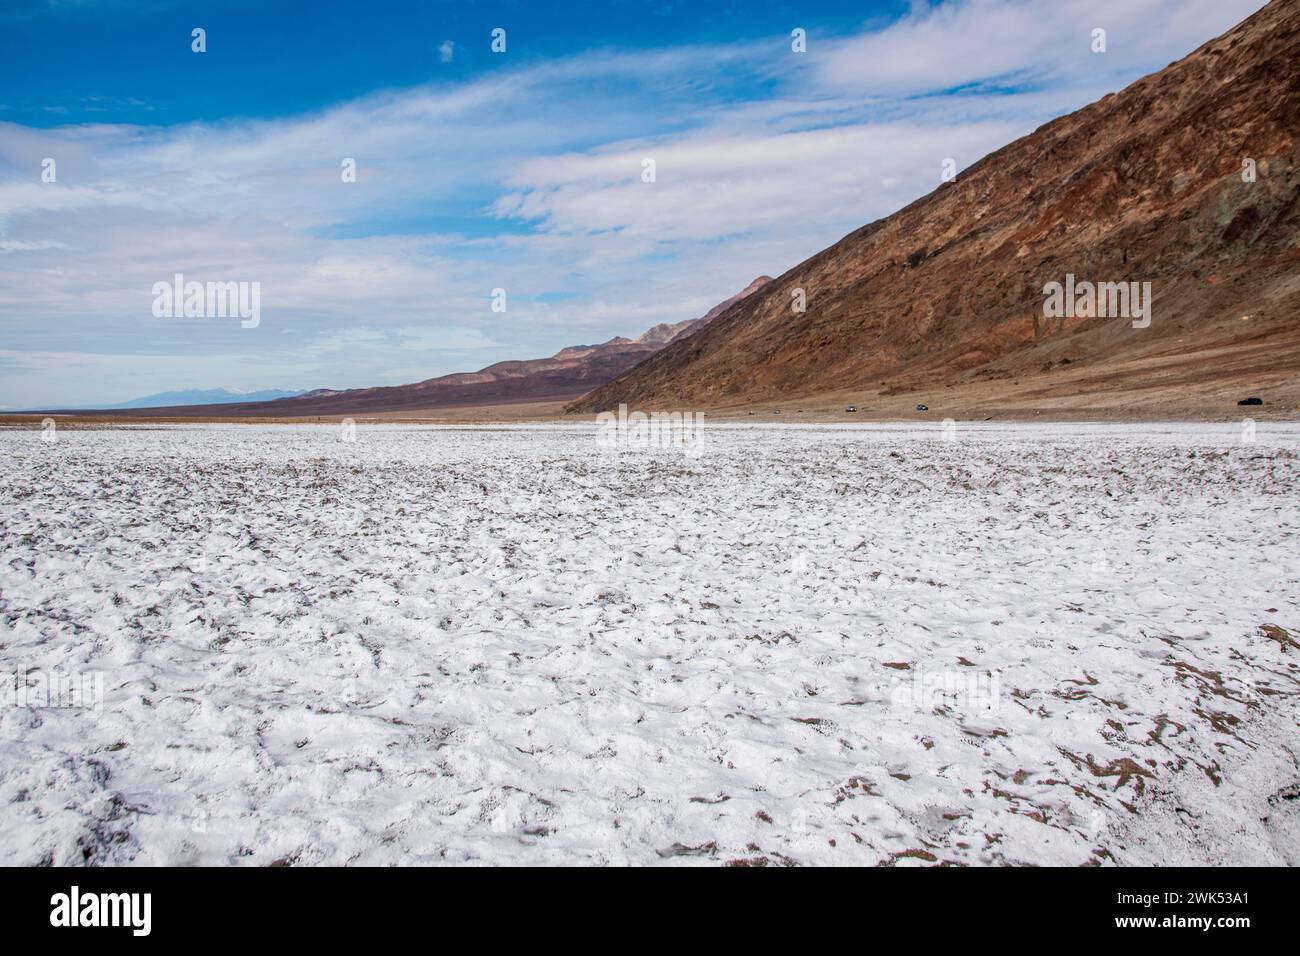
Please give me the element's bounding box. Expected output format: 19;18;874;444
746;404;931;414
842;403;928;412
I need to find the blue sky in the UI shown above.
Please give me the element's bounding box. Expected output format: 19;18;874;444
0;0;1268;407
0;1;910;127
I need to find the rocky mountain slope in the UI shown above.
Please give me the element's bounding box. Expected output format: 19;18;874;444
570;0;1300;415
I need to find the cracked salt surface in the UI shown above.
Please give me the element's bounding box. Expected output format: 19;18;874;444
0;421;1297;865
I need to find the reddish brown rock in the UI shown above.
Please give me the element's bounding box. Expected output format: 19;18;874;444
569;0;1300;414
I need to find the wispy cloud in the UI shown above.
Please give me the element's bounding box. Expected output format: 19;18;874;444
812;0;1252;94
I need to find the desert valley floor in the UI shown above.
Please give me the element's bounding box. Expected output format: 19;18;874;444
1;422;1297;866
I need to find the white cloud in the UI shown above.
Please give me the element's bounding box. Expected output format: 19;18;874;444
0;238;66;252
494;120;1023;242
813;0;1265;94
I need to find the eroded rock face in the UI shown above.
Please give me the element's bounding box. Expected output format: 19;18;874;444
570;0;1300;413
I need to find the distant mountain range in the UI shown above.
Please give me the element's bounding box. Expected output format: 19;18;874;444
46;277;770;416
67;387;307;411
572;0;1300;414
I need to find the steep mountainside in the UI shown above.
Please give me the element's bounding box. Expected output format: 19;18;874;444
570;0;1300;414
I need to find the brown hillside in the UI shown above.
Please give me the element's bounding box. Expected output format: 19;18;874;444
569;0;1300;415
